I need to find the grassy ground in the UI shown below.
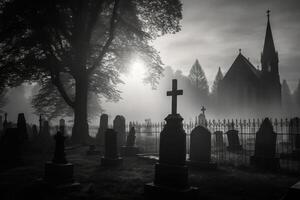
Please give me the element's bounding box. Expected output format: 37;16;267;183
0;146;298;200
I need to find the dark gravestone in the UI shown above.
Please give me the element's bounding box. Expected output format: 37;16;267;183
0;128;24;168
113;115;126;150
59;119;65;134
96;114;108;146
289;118;300;158
3;113;8;131
17;113;28;141
32;125;38;138
44;131;80;188
188;126;216;169
121;127;139;156
0;115;3;131
34;120;53;151
101;129;123;166
250;118;279;170
214;131;224;149
145;79;198;199
226;130;242;151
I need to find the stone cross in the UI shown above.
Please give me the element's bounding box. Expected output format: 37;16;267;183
166;79;183;115
201;106;206;115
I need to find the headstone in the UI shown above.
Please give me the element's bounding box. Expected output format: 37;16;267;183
101;129;123;166
59;118;65;134
0;115;3;131
188;126;216;169
197;106;207;127
226;130;242;151
33;120;53;151
145;79;198;199
113;115;126;149
3;113;8;130
121;127;139;156
32;124;38;138
0;127;24;169
96;114;108;146
214;131;224;149
43;131;80;188
250;118;279;170
17;113;28;141
289;117;300;159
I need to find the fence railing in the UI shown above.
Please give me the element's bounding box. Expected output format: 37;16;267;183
125;118;300;173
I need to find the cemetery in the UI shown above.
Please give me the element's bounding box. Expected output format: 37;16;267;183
0;79;300;200
1;1;300;200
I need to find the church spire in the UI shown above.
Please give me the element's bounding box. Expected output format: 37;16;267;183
262;10;277;63
261;10;278;73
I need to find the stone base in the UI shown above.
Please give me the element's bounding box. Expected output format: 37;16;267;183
227;145;243;151
44;162;74;184
281;181;300;200
187;160;217;170
121;146;139;156
250;156;280;170
101;157;123;166
154;163;188;188
144;182;198;199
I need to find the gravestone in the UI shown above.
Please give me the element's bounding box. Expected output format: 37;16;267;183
34;120;53;151
0;115;3;131
113;115;126;149
32;124;38;138
0;128;24;168
226;130;242;151
96;114;108;146
145;79;198;199
17;113;28;141
59;118;65;134
3;113;8;131
101;129;123;166
121;127;139;156
188;126;216;169
43;131;80;188
250;118;279;170
214;131;224;149
197;106;207;127
289;117;300;159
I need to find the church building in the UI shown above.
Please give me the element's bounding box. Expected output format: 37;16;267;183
218;11;281;116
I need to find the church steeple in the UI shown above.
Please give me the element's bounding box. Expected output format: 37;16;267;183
261;10;278;73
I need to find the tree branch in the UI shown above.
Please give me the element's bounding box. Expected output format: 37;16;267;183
87;0;120;74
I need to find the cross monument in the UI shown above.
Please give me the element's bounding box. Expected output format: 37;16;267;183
167;79;183;115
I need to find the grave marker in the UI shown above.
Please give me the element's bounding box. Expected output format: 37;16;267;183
101;129;123;166
121;127;139;156
226;130;242;151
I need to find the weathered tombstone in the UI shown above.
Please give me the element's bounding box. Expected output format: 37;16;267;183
17;113;28;141
250;118;279;170
0;115;3;131
101;129;123;166
0;127;24;168
59;118;65;134
289;117;300;159
121;127;139;156
188;126;216;169
197;106;207;127
96;114;108;146
34;120;53;151
214;131;224;149
113;115;126;149
145;79;198;199
226;130;242;151
32;124;38;138
43;131;80;188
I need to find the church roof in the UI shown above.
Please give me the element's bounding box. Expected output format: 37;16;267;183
223;52;261;82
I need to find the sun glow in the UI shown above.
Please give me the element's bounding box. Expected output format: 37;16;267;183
127;59;146;83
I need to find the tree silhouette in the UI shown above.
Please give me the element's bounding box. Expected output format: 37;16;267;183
0;0;182;143
281;80;294;115
211;67;223;97
188;59;209;97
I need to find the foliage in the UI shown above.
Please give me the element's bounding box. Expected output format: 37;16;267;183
188;59;209;96
211;67;223;97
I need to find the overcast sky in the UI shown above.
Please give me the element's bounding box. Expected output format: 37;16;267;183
153;0;300;91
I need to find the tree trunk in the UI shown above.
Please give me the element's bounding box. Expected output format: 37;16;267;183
71;75;89;144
